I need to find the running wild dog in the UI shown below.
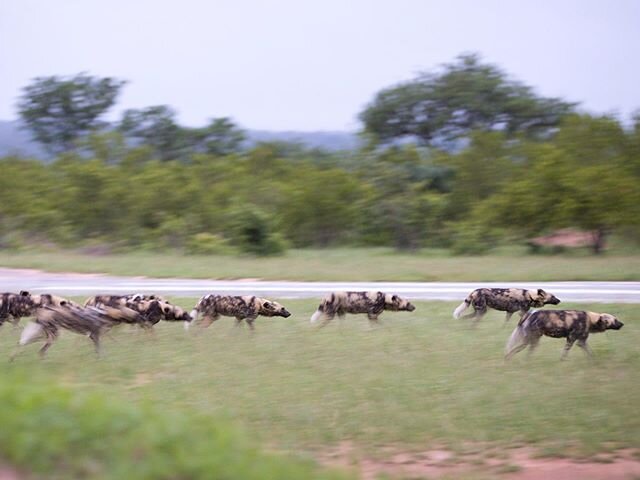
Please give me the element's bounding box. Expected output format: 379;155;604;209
310;291;416;327
12;304;145;359
189;295;291;331
505;309;623;361
453;288;560;323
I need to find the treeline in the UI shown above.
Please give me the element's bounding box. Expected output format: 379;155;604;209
1;114;638;255
2;55;639;254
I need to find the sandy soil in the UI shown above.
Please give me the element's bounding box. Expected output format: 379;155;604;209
318;442;640;479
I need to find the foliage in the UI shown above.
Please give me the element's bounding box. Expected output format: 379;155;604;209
185;232;234;255
6;57;640;255
119;105;187;161
228;207;287;256
17;74;125;155
189;117;246;156
359;53;574;147
481;115;640;252
0;370;348;480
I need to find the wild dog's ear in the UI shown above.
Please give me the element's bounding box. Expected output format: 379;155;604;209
392;295;399;303
262;301;275;310
537;289;545;297
164;307;170;314
20;290;30;296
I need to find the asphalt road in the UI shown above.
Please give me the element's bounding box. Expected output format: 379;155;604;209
1;268;638;303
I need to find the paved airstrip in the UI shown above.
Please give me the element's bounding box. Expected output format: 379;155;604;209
1;268;638;303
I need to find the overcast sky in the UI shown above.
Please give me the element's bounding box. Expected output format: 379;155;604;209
1;0;639;131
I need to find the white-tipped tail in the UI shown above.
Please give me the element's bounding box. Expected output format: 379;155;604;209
310;310;323;324
505;322;528;355
185;309;198;330
19;322;45;346
453;301;469;319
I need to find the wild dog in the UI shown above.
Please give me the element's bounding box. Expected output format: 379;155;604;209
84;294;189;328
189;295;291;331
505;309;624;361
310;291;416;327
12;304;144;359
452;288;560;324
0;291;36;326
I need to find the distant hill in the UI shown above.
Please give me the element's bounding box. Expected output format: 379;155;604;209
0;120;360;159
0;121;47;158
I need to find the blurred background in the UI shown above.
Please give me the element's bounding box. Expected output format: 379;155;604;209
0;0;638;257
1;1;639;479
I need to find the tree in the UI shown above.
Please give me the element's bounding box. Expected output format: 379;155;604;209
481;115;640;253
189;117;246;156
360;53;575;148
119;105;186;161
17;74;125;155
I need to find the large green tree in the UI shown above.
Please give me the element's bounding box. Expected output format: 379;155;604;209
189;117;246;156
360;54;575;147
118;105;186;161
17;74;125;155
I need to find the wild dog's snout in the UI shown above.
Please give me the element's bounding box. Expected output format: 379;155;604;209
549;295;561;305
281;309;292;318
407;303;416;312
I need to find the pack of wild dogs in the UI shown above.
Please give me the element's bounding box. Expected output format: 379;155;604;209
0;287;623;361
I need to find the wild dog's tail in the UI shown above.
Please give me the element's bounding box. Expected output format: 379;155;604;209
452;298;470;319
186;296;207;330
184;310;197;331
505;314;531;356
310;295;330;324
310;309;324;324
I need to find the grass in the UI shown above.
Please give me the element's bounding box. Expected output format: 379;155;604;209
0;369;349;480
2;298;638;469
0;246;639;281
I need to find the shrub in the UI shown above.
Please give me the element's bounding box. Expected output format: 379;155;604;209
228;207;287;256
0;371;349;480
185;232;234;255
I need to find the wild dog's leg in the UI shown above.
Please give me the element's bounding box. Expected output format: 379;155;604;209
469;309;487;326
505;340;529;360
89;332;101;357
38;329;59;358
367;312;382;327
234;317;244;328
526;335;541;357
561;338;576;360
577;339;594;358
460;309;479;320
244;315;258;332
317;313;335;328
504;311;514;324
199;314;218;328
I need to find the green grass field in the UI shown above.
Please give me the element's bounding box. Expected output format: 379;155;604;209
1;247;639;281
3;298;638;475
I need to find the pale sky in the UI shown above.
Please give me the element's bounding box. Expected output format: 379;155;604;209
1;0;639;131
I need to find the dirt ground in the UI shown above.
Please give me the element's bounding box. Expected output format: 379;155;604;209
318;443;640;479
